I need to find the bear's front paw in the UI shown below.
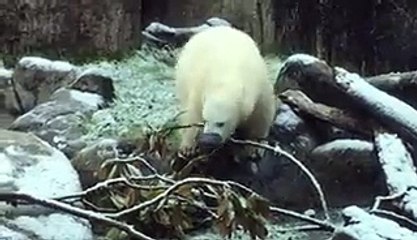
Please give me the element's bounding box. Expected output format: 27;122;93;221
246;145;266;160
178;145;199;159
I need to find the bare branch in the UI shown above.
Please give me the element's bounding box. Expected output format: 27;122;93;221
269;207;335;232
103;155;159;175
55;175;173;202
0;192;155;240
230;138;330;221
371;191;406;211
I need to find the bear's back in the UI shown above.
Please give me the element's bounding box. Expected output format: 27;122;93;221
175;26;267;92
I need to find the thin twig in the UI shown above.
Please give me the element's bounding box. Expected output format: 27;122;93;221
0;193;155;240
371;191;406;211
269;207;335;232
103;155;159;175
275;224;325;232
230;138;330;221
55;175;173;202
82;199;118;213
160;122;204;135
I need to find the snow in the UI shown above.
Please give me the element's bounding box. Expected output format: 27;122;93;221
375;132;417;192
335;67;417;137
312;139;374;155
341;206;417;239
284;53;320;65
18;56;76;73
69;89;104;109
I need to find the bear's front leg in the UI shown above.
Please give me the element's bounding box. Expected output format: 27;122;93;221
178;104;202;158
237;94;276;161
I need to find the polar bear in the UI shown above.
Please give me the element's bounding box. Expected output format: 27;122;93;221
174;26;276;158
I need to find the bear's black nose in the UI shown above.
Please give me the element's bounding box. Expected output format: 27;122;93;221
198;133;223;152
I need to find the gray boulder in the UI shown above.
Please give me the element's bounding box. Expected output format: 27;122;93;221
9;88;105;158
8;56;79;114
0;129;93;240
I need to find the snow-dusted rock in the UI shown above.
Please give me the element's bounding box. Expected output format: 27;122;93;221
0;68;13;113
0;68;12;88
253;103;320;208
70;68;116;104
10;56;79;114
9;88;105;158
0;129;93;240
333;206;417;240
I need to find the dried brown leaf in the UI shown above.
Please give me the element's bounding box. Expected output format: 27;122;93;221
96;162;119;180
247;216;269;240
123;163;142;177
171;204;186;237
247;193;270;219
125;188;139;207
215;190;238;238
109;193;128;209
105;227;127;239
140;188;166;200
155;209;171;226
176;184;195;198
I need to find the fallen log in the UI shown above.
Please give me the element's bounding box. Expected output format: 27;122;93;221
366;71;417;91
274;54;350;110
374;132;417;221
141;17;232;48
332;206;417;240
310;139;375;165
278;89;374;138
332;67;417;143
275;54;417;110
366;71;417;107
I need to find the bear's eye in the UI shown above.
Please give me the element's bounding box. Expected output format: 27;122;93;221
215;122;225;128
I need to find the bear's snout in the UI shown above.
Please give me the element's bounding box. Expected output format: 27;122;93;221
198;133;223;152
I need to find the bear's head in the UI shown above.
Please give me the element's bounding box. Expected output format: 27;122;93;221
198;96;241;151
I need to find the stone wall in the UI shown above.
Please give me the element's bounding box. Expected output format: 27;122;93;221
0;0;142;59
142;0;275;52
1;0;417;75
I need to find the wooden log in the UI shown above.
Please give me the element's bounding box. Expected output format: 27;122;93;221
332;206;417;240
141;17;231;48
275;54;417;111
366;71;417;91
310;139;376;166
374;132;417;221
365;71;417;110
278;89;374;138
274;54;349;110
332;67;417;143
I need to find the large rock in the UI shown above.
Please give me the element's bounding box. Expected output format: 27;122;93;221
8;56;79;114
0;68;15;128
0;129;93;240
70;68;116;104
0;68;13;109
9;88;106;159
254;103;321;209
